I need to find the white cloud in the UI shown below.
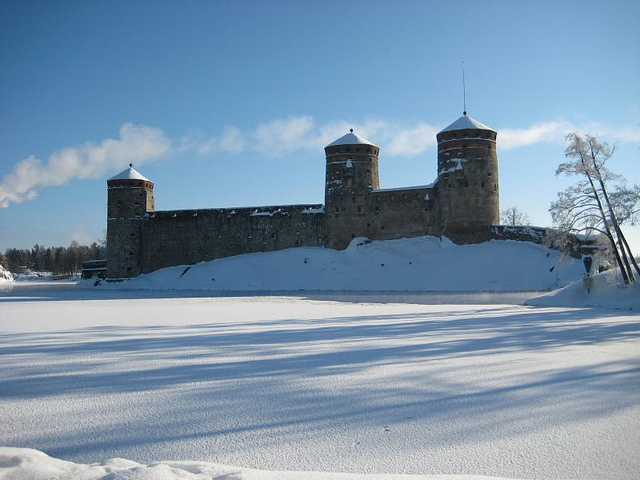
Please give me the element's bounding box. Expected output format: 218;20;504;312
253;115;316;156
498;121;573;149
0;124;171;208
3;116;638;209
193;126;246;155
219;126;245;154
386;124;439;156
498;120;640;150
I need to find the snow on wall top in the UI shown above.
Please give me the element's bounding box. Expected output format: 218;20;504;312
108;165;152;182
326;130;378;148
440;114;495;133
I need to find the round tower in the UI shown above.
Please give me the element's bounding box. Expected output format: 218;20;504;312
106;164;154;278
324;129;380;249
435;114;499;236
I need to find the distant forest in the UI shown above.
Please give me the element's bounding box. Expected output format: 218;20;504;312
1;241;106;275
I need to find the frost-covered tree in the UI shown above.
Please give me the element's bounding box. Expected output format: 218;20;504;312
501;206;530;226
550;133;639;284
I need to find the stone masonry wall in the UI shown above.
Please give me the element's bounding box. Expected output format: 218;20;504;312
139;205;325;273
366;186;440;240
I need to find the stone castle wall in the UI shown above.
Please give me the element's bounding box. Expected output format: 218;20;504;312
139;205;325;274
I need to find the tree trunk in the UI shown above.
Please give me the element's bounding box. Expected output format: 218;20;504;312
580;154;631;284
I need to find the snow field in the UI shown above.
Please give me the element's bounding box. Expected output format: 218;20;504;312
89;237;584;292
1;292;639;479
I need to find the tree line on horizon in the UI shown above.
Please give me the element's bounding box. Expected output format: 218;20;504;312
1;241;106;275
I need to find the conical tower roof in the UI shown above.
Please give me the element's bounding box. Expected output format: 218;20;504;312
439;114;495;133
326;129;378;148
108;164;152;182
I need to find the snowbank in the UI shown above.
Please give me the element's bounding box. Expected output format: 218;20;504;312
0;447;518;480
90;236;583;292
0;265;13;283
526;269;640;310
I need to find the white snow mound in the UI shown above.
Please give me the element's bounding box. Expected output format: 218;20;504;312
0;447;519;480
91;236;583;292
526;269;640;310
0;264;13;283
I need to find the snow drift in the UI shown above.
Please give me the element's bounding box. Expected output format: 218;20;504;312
90;236;583;292
0;447;524;480
527;268;640;310
0;265;13;283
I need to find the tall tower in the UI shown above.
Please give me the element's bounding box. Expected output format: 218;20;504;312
106;165;154;278
324;129;379;249
435;114;499;235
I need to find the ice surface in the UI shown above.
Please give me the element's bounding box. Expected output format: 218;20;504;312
1;287;639;479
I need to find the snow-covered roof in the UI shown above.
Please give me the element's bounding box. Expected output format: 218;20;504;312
440;114;495;133
326;129;378;148
108;165;152;182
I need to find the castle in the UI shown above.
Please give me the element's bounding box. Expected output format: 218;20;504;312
106;113;500;279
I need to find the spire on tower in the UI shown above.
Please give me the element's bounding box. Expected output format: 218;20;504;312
462;61;467;116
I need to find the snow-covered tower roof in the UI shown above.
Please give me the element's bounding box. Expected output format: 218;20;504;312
439;114;495;134
326;129;378;148
108;164;152;182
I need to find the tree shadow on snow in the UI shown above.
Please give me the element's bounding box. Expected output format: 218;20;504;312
1;303;639;464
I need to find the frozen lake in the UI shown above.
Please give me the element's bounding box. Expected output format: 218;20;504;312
1;285;639;479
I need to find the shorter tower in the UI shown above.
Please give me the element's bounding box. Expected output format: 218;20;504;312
324;130;380;249
106;165;154;278
435;114;499;235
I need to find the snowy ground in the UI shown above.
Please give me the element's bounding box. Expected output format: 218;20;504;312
88;237;585;292
1;284;639;479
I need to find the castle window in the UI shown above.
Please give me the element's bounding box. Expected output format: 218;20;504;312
374;206;380;213
128;251;133;256
381;225;385;230
357;205;363;213
272;233;277;239
351;233;356;239
487;172;492;176
481;182;485;188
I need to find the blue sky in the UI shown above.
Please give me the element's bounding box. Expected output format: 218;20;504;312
1;0;639;252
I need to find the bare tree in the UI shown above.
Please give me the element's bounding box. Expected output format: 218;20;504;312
550;133;640;284
501;206;530;226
